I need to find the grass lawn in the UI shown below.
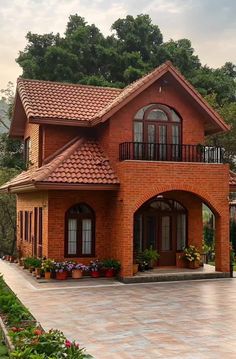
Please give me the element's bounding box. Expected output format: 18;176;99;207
0;331;9;359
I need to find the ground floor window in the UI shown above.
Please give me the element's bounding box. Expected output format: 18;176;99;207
65;203;95;257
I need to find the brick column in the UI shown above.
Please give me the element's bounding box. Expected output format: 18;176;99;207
215;213;230;272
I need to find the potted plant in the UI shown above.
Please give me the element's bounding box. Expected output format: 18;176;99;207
33;258;42;278
133;259;139;275
89;259;102;278
136;252;148;272
143;246;160;269
182;245;201;269
102;259;121;277
54;262;69;280
42;258;55;280
71;263;88;279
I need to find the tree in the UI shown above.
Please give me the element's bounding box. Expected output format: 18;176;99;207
204;94;236;169
0;84;23;256
0;169;19;256
0;83;24;170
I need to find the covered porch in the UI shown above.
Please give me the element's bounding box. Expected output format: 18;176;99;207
128;189;230;277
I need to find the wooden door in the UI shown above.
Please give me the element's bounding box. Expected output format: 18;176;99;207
158;214;176;266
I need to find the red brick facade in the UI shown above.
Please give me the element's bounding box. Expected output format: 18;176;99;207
6;63;230;277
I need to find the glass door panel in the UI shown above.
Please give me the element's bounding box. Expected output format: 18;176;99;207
134;121;143;159
134;214;143;253
159;125;167;160
82;219;92;255
147;124;155;160
172;124;181;160
161;216;171;251
176;213;186;250
146;215;157;249
68;218;77;255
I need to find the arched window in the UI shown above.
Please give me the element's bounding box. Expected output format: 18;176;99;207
65;203;95;257
133;104;182;160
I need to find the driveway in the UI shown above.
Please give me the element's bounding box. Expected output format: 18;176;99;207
0;260;236;359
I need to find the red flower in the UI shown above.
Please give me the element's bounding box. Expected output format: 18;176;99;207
33;329;43;336
65;339;72;348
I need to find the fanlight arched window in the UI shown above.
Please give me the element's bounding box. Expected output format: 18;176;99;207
133;104;182;160
65;203;95;257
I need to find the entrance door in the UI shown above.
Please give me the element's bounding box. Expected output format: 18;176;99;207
134;199;187;267
158;215;176;266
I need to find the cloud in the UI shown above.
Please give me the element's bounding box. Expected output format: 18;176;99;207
0;0;235;89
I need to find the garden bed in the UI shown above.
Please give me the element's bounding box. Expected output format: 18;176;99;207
0;274;93;358
0;329;9;358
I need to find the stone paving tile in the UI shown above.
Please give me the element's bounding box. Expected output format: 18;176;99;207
1;260;236;358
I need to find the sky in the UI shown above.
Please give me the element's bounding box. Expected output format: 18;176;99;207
0;0;236;90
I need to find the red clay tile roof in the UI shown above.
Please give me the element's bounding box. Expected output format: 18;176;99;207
17;78;122;122
15;61;229;134
0;138;119;192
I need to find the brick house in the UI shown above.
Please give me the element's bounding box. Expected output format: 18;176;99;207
1;61;230;277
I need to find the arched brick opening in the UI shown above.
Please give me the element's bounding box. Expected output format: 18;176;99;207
120;186;229;277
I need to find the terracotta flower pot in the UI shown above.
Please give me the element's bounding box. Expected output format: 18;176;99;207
44;271;51;280
133;263;139;275
35;268;41;278
72;269;83;279
91;270;100;278
56;271;68;280
188;260;200;269
105;268;115;278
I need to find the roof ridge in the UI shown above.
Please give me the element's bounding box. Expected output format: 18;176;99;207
120;61;169;93
92;62;169;123
34;137;85;182
17;77;122;92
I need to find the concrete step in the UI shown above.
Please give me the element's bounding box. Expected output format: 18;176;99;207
121;271;231;284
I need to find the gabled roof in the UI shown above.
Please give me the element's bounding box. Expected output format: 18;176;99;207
92;62;229;134
10;61;229;136
0;138;119;192
17;79;121;122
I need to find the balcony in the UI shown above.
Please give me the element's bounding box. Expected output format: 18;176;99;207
119;142;223;163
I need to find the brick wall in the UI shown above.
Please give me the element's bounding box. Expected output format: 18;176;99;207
16;192;48;257
42;125;94;161
47;190;114;263
98;77;205;167
24;123;40;169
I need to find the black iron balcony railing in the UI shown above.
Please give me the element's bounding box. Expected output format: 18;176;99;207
119;142;223;163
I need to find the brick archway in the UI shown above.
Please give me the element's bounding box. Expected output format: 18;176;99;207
119;185;229;277
132;184;222;218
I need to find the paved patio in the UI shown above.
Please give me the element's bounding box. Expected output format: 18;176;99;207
0;260;236;359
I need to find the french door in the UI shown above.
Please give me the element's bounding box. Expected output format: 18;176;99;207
143;213;176;266
133;104;181;161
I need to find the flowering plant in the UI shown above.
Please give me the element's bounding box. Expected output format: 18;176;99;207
89;259;103;272
53;262;69;273
41;258;55;273
182;245;201;262
73;263;89;271
65;260;76;272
